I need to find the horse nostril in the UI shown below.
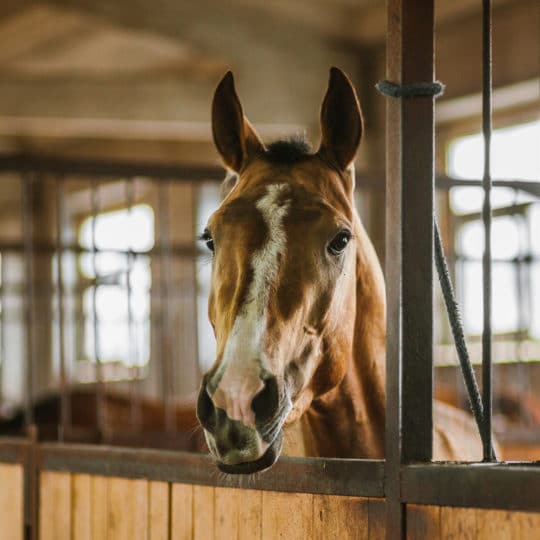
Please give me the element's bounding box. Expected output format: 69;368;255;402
196;383;216;432
251;374;279;424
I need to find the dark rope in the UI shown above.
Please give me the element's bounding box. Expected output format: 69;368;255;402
435;222;496;458
375;80;445;98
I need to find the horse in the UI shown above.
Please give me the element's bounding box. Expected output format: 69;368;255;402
196;67;483;474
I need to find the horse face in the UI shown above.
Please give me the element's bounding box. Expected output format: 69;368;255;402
196;68;363;474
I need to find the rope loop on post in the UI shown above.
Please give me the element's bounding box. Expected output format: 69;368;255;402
375;80;445;98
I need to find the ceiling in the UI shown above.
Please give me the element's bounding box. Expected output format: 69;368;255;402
0;0;536;162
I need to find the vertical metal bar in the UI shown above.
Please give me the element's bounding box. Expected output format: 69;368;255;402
0;253;4;406
55;177;70;441
91;180;105;440
159;181;175;432
385;1;435;538
481;0;495;462
21;174;35;430
125;178;141;430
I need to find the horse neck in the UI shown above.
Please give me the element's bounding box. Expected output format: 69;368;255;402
302;219;387;458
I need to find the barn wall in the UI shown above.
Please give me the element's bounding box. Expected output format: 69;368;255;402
38;471;386;540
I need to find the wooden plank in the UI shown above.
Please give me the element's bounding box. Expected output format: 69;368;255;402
149;481;170;540
107;477;148;540
0;463;23;540
39;471;72;540
72;474;91;540
238;489;262;540
368;498;386;540
440;506;476;540
171;483;193;540
90;475;108;540
215;487;239;539
509;510;540;539
262;491;313;540
406;504;440;540
193;485;215;540
475;509;514;540
313;495;368;540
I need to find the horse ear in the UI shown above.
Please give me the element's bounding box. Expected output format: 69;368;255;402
317;67;363;172
212;71;264;173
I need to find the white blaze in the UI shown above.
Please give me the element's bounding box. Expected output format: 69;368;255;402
213;184;290;426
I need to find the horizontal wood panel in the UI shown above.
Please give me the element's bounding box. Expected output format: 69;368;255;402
36;443;384;497
0;463;23;540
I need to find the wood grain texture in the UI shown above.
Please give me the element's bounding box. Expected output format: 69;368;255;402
171;483;193;540
0;464;23;540
368;498;386;540
475;509;516;540
149;481;170;540
406;504;441;540
90;475;108;540
72;474;91;540
215;487;239;539
262;491;313;540
238;489;262;540
508;510;540;539
313;495;369;540
39;471;72;540
107;477;148;540
441;507;476;540
193;485;215;540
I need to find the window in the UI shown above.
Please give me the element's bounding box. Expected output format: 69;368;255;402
446;120;540;359
78;204;154;370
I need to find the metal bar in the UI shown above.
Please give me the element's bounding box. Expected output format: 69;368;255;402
21;174;35;430
90;181;105;440
125;178;141;431
385;0;435;538
0;154;223;182
402;463;540;511
0;253;4;406
481;0;495;462
436;176;540;197
158;181;175;432
0;240;203;258
55;177;70;442
36;443;385;498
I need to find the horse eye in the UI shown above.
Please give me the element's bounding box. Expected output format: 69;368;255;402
327;230;352;256
200;229;215;253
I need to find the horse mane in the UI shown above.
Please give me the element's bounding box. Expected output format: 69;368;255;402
263;136;312;165
220;136;312;196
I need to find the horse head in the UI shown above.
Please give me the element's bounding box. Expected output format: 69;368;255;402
196;67;370;473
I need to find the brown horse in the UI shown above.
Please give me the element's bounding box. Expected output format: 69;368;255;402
196;67;482;474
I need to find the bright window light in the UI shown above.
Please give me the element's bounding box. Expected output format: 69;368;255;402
79;204;153;365
447;120;540;342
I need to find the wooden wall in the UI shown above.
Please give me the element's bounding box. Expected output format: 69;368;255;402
407;504;540;540
3;466;540;539
38;471;386;540
0;463;24;540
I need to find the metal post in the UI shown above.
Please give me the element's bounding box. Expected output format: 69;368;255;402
481;0;495;462
158;181;175;432
21;174;36;431
91;180;105;440
385;1;435;538
125;178;142;431
55;177;70;441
